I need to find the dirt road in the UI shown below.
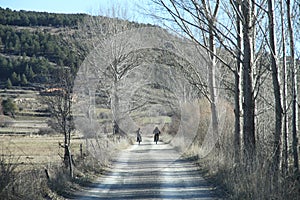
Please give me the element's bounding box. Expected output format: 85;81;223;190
72;136;222;199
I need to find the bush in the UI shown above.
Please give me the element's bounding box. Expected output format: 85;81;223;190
0;154;18;199
37;127;56;135
12;169;49;199
0;150;55;199
1;98;18;118
0;115;14;127
47;166;73;197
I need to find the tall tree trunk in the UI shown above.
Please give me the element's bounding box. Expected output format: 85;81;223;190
63;111;69;166
67;90;72;147
66;145;73;178
242;0;256;166
280;0;288;176
208;25;219;151
287;0;299;174
199;0;220;152
268;0;283;186
112;76;120;134
233;0;242;163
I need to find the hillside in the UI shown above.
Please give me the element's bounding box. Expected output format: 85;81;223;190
0;7;147;89
0;8;86;88
0;7;162;132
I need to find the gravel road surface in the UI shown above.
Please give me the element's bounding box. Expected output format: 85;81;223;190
71;135;222;200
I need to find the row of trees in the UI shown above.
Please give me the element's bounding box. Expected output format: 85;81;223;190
3;2;294;197
148;0;299;197
0;55;55;85
0;7;86;27
6;72;29;87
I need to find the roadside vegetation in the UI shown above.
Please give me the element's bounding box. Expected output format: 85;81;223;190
0;88;133;199
149;0;300;199
1;1;300;199
0;134;132;199
0;7;143;199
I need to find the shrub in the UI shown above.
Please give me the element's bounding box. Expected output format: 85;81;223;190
37;127;56;135
0;115;14;127
1;98;18;118
0;154;18;199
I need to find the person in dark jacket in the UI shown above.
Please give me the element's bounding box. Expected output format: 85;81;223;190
153;126;161;144
136;128;142;144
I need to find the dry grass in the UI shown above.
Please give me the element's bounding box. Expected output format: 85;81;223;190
0;134;85;170
0;133;133;199
1;89;135;198
176;99;300;200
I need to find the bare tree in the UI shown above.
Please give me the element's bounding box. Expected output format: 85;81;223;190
280;0;288;176
73;10;141;134
199;0;221;150
241;0;256;165
147;0;261;165
149;0;223;151
42;67;74;178
267;0;283;186
231;0;243;163
286;0;299;174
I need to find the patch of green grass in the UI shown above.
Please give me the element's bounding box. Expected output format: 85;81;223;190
133;116;171;125
95;107;111;113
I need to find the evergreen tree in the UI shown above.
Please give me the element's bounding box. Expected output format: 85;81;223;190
17;74;21;85
11;72;18;85
6;78;12;89
26;65;35;81
21;74;28;85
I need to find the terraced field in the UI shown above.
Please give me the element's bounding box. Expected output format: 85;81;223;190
0;89;49;135
0;89;72;169
0;86;176;170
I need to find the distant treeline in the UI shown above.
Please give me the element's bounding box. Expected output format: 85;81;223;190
0;55;55;86
0;25;83;65
0;7;151;89
0;7;87;88
0;24;84;86
0;7;86;27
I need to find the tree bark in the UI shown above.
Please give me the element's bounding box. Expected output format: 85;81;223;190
199;0;220;152
268;0;283;186
67;145;73;178
287;0;299;174
112;77;120;134
242;0;256;166
233;0;242;164
280;0;288;176
208;21;219;151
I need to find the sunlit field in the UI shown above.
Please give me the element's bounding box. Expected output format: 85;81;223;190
0;134;85;170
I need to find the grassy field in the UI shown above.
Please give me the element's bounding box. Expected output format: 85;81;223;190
0;119;48;135
0;89;86;171
1;89;49;133
0;88;172;170
0;134;85;170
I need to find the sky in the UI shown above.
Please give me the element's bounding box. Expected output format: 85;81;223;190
0;0;153;23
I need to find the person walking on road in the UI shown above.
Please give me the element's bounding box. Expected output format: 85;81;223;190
136;128;142;144
153;126;161;144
